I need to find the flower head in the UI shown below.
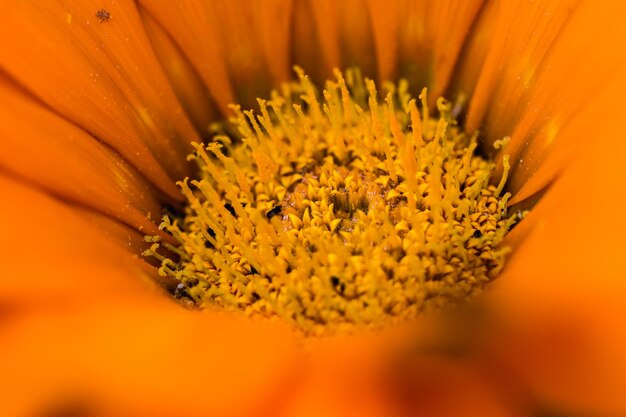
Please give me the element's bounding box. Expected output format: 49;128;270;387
1;1;625;416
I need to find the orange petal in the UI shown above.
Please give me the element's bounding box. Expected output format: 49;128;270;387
139;5;219;135
0;73;165;235
489;72;626;415
0;174;157;304
135;0;234;113
449;0;498;101
303;0;341;78
387;356;529;417
459;0;578;137
280;327;527;417
292;0;331;84
0;174;299;417
365;0;398;83
77;208;159;256
251;0;295;85
366;0;485;99
506;0;626;197
138;0;293;111
1;307;298;417
291;0;378;84
455;0;626;198
279;336;396;417
337;0;377;76
0;0;199;198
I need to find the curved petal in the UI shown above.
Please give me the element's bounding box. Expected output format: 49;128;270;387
279;336;397;417
453;3;626;412
449;0;498;102
2;307;298;417
363;0;485;100
0;175;154;305
139;5;219;135
138;0;294;111
506;0;626;199
0;175;299;417
291;0;328;84
488;72;626;415
299;0;376;80
295;0;484;97
386;356;528;417
280;327;529;417
454;0;626;198
0;73;165;235
77;208;160;255
457;0;579;139
0;0;200;198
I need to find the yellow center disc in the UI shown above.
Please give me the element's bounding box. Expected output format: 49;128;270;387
145;69;518;336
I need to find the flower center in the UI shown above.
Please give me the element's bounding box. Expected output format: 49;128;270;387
144;69;518;336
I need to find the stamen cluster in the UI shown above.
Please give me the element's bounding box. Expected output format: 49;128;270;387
145;69;516;336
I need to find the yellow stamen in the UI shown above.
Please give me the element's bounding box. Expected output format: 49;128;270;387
145;69;517;336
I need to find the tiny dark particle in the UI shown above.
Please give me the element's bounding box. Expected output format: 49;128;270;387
383;267;394;279
95;8;111;23
472;230;483;238
224;203;236;217
161;203;175;215
432;273;445;282
161;203;183;218
204;240;214;249
207;227;216;238
266;205;282;219
174;283;189;298
251;292;261;301
330;276;346;295
249;265;259;275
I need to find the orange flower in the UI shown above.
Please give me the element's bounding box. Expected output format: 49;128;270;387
1;1;625;416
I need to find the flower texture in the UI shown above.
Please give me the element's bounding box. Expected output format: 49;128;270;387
1;1;625;416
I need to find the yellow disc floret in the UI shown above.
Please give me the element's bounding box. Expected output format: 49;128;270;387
144;68;517;336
